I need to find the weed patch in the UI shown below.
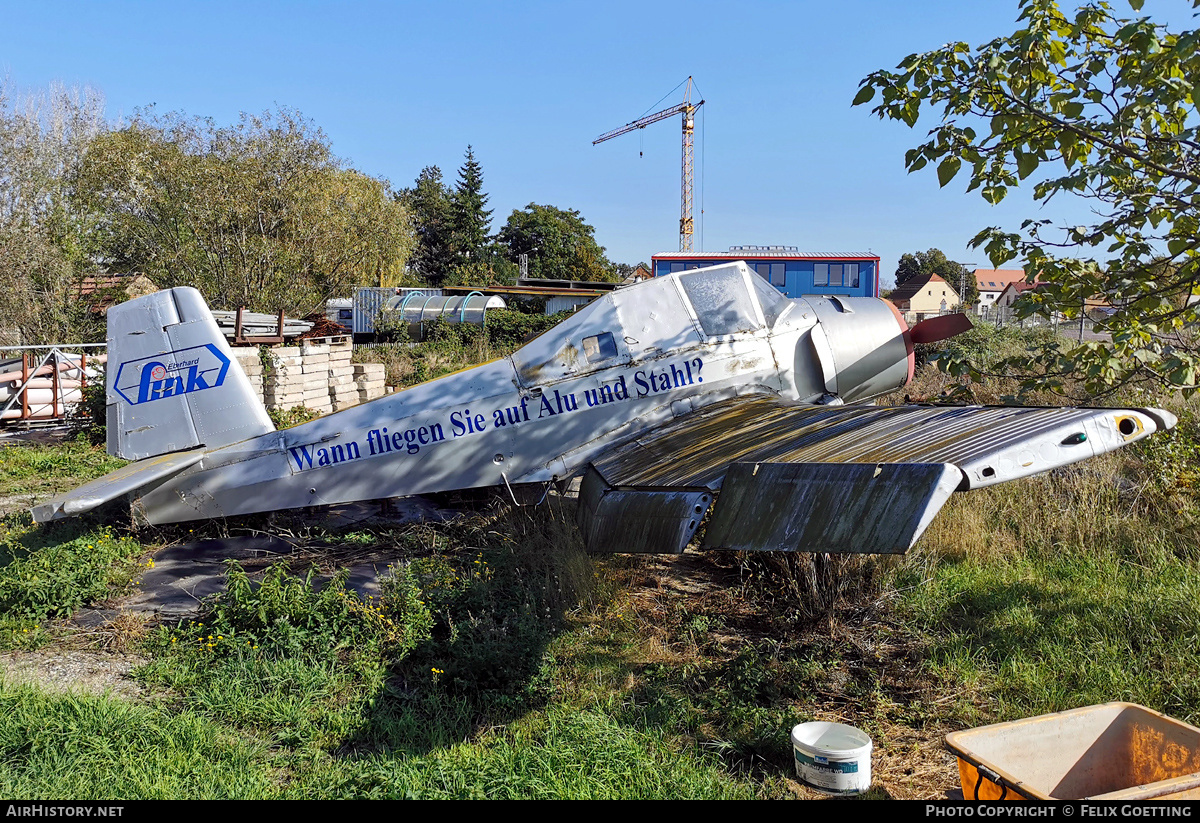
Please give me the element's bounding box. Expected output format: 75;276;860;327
140;562;432;747
0;517;143;629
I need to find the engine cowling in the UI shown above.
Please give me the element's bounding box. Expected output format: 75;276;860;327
803;296;914;403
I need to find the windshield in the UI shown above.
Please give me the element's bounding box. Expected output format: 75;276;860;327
680;267;763;337
748;270;789;327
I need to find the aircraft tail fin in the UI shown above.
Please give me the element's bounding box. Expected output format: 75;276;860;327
105;287;275;460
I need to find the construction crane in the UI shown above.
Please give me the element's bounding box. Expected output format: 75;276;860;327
594;77;704;252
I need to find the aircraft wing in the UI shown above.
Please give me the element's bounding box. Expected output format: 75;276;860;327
576;396;1175;554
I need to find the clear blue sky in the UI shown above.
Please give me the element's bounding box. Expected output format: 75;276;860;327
1;0;1190;288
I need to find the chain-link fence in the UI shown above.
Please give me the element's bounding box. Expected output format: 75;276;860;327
976;306;1102;340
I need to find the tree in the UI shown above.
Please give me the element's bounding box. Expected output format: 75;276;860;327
448;145;492;274
400;166;454;287
496;203;617;282
895;248;980;307
76;107;413;315
0;80;107;343
854;0;1200;395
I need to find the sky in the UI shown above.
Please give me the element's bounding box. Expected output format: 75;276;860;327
1;0;1193;289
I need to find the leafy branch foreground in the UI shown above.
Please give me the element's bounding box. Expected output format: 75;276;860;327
857;0;1200;396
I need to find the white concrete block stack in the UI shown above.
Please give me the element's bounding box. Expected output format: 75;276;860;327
353;363;387;405
263;346;306;411
254;338;390;416
326;337;358;412
298;340;333;415
230;347;265;404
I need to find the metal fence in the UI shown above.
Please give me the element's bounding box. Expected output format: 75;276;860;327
978;306;1100;340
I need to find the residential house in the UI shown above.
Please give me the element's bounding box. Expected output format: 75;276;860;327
973;268;1027;316
994;279;1041;313
78;273;158;314
887;273;961;323
995;279;1113;321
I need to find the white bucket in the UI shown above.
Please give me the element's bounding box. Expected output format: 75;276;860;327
791;721;872;795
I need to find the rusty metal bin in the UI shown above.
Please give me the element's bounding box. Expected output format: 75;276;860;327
946;702;1200;800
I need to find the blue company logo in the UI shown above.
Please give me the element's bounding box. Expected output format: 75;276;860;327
113;344;231;405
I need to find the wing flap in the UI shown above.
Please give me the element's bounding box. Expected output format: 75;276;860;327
701;461;960;553
576;467;713;554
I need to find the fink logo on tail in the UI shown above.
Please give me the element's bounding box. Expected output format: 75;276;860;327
113;344;231;405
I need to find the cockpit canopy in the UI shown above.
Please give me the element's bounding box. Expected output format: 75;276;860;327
510;262;783;387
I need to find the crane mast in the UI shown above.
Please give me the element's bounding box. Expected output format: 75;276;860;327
594;77;704;252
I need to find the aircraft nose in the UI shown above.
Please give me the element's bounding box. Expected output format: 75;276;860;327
809;296;915;402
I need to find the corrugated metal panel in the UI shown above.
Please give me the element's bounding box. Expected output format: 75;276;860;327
353;287;441;335
701;461;959;554
546;295;596;314
589;396;1132;490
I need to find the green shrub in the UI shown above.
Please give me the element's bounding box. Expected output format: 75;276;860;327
0;519;142;622
163;561;432;665
267;405;322;430
67;379;107;446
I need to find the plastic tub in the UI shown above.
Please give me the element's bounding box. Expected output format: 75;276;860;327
791;721;872;794
946;702;1200;800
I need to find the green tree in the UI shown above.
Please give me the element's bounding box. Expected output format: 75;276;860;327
895;248;979;308
855;0;1200;395
0;81;107;343
76;107;413;315
448;145;492;274
496;203;616;282
401;165;454;287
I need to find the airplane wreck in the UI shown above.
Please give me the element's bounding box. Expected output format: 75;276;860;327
33;262;1175;555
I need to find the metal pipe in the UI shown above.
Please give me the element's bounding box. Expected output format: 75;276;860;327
460;291;483;323
51;349;60;421
0;344;106;352
21;353;29;420
3;348;78;419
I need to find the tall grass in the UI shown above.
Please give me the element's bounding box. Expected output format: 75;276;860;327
293;704;765;799
895;450;1200;724
882;339;1200;725
0;682;275;799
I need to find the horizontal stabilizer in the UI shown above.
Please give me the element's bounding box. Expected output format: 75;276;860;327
31;448;206;523
701;461;961;553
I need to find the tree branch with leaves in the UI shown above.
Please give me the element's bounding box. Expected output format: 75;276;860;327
855;0;1200;396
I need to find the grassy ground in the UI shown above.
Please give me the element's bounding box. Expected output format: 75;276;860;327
1;325;1198;798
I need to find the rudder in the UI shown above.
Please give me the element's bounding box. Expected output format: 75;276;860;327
106;287;274;460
